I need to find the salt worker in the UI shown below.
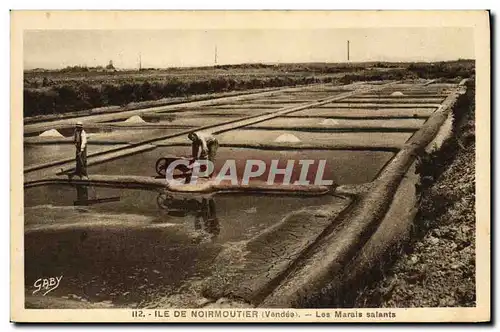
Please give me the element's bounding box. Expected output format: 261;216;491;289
188;131;219;164
73;121;88;177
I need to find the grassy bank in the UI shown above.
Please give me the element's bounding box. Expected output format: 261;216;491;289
24;60;474;118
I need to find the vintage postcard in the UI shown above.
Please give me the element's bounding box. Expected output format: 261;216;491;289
11;10;490;323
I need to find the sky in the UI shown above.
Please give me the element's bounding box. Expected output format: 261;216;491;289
23;28;474;69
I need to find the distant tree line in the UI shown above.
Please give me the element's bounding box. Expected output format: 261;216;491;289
23;60;475;118
406;61;475;79
32;60;116;74
340;61;474;84
23;76;333;117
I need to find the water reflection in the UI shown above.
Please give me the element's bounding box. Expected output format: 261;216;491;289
73;184;121;206
74;184;89;205
68;183;219;239
194;198;220;240
156;193;220;240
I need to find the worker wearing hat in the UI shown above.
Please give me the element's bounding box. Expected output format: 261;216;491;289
73;121;88;177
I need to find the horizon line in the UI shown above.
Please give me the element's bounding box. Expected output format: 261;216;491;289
24;58;475;71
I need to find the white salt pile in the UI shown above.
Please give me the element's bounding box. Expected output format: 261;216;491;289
124;115;147;123
274;133;301;143
391;91;405;96
38;129;64;138
320;119;340;125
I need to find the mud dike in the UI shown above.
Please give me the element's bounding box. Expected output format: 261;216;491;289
23;79;469;309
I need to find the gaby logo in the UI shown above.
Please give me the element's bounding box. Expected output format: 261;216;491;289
33;275;63;296
165;159;335;186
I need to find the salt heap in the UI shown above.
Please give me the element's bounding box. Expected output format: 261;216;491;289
38;129;64;138
320;119;340;125
274;133;301;143
391;91;405;96
124;115;147;123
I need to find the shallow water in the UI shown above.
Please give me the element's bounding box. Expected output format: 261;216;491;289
23;144;127;167
215;129;412;149
290;108;436;118
88;146;394;185
24;184;337;308
248;117;426;130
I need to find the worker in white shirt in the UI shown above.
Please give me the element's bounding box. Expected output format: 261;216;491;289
73;121;88;177
188;131;219;164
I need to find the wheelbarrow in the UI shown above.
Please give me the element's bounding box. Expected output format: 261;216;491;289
155;155;191;177
155;154;210;178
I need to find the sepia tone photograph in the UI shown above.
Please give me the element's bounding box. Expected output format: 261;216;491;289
11;10;490;323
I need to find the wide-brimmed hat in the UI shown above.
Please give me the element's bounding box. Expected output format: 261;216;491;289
75;121;83;128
